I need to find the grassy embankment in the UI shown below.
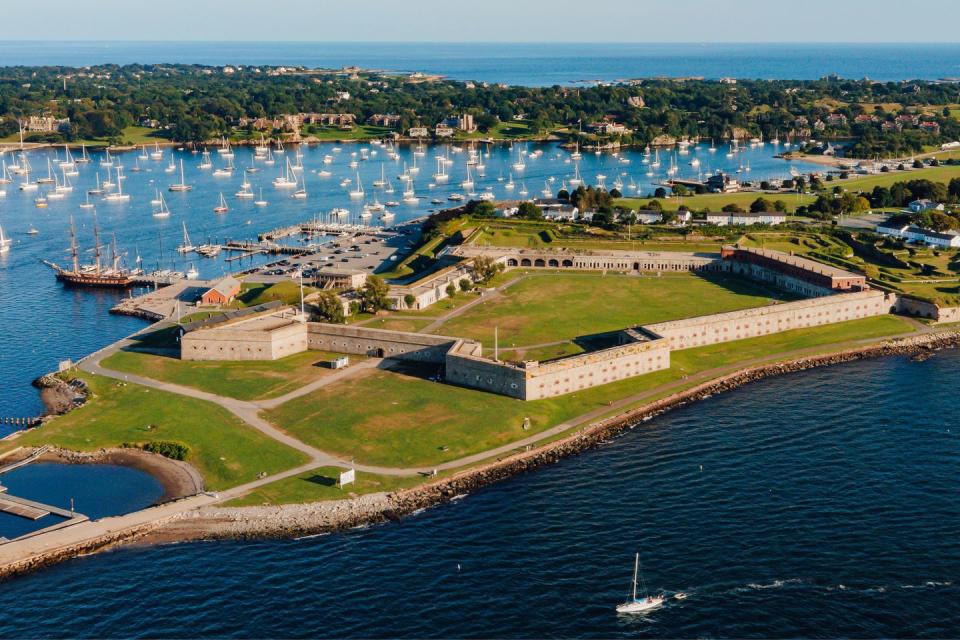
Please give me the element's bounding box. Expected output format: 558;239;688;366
224;466;426;507
2;373;308;490
264;315;913;470
100;349;361;401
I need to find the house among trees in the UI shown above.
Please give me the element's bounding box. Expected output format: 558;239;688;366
367;114;401;127
408;126;429;137
908;199;945;213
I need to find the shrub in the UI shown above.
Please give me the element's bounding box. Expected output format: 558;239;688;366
123;440;191;461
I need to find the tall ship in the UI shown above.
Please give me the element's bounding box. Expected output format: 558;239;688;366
44;216;135;288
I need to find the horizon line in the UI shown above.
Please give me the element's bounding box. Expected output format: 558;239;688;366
2;40;960;46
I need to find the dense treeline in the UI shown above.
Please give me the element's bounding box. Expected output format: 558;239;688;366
2;64;960;151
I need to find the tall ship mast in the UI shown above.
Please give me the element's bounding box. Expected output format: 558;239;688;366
43;216;134;288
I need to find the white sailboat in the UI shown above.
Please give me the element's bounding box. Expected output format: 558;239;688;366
0;223;10;253
254;187;268;207
177;221;196;253
615;554;664;615
213;192;229;213
75;144;90;164
433;157;449;183
460;164;474;190
152;192;171;218
79;192;94;210
103;167;130;202
198;150;213;170
569;163;583;187
273;158;296;188
373;163;387;187
292;172;308;199
169;159;193;191
150;142;164;161
349;172;365;199
402;178;417;203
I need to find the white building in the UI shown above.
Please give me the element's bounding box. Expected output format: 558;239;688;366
875;223;960;248
634;210;663;224
705;211;787;226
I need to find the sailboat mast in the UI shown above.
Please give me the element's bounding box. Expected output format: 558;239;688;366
69;216;79;273
632;553;639;601
92;217;102;275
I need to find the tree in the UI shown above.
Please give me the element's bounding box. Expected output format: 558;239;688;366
646;199;663;211
471;255;501;284
750;197;773;213
470;200;497;217
773;200;788;212
360;275;390;312
403;293;416;309
722;203;745;213
609;188;622;198
654;187;667;198
557;189;570;201
445;283;457;297
516;201;542;219
313;291;345;324
459;278;472;292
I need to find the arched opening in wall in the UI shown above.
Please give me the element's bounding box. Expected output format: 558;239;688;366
534;259;546;267
507;258;518;267
562;259;573;267
369;347;385;357
633;262;640;271
521;259;532;267
548;259;559;267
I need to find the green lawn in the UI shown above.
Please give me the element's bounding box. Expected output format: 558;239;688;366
220;281;317;309
0;126;170;148
4;373;308;490
263;315;914;468
101;349;357;401
223;466;425;506
433;272;791;348
361;317;436;333
300;125;394;141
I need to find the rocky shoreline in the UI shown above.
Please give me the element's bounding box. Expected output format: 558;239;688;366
142;329;960;544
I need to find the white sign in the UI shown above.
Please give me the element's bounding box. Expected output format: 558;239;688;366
339;468;356;487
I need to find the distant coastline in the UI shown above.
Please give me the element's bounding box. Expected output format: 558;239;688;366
3;42;960;85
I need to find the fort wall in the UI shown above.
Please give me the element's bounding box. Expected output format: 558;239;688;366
645;290;894;350
306;324;456;363
182;318;307;361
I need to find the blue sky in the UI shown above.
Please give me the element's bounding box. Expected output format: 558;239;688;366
3;0;959;42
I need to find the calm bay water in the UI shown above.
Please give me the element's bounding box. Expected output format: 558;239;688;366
0;140;818;424
0;353;957;637
3;42;960;84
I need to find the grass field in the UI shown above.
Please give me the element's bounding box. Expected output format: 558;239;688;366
361;317;436;333
101;349;358;401
432;272;791;348
300;125;395;141
4;373;308;490
474;225;727;252
223;466;425;506
264;315;914;468
0;126;170;147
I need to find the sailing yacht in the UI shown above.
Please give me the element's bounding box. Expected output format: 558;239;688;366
150;143;164;161
138;145;149;161
292;173;308;199
571;142;583;160
75;145;90;164
185;263;199;280
254;188;268;207
236;175;255;199
213;192;229;213
349;172;365;199
176;222;196;254
169;160;193;191
152;192;171;218
79;192;94;210
100;150;114;168
615;554;664;615
88;173;105;195
373;164;387;187
165;157;177;173
505;173;515;191
198;150;213;170
461;164;474;190
212;159;234;177
0;223;11;254
274;159;296;188
569;163;583;187
37;159;55;184
103;167;130;202
402;178;417;203
432;157;449;183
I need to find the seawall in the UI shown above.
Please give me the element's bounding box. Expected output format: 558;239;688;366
139;330;960;544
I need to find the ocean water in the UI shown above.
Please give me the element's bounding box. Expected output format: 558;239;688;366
0;352;957;637
0;463;164;540
0;140;818;425
2;42;960;85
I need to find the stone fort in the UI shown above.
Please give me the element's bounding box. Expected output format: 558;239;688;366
181;246;899;401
